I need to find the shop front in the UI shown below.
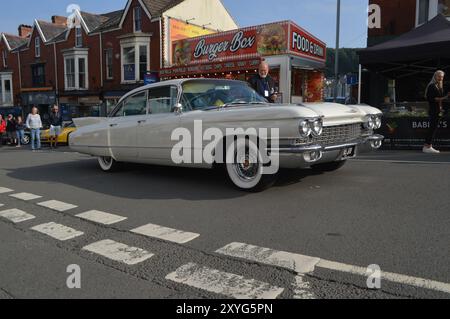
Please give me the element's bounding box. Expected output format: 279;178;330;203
59;94;102;122
20;89;56;121
160;21;326;103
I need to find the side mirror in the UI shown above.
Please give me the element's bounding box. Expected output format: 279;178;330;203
173;103;183;115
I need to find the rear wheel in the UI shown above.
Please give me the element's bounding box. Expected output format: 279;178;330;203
311;160;347;172
225;138;277;192
98;156;121;172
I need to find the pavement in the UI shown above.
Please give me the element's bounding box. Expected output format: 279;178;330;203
0;146;449;299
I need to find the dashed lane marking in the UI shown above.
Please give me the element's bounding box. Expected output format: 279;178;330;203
166;262;285;299
217;242;450;295
316;259;450;295
131;223;200;244
37;200;78;212
0;187;14;194
9;192;43;201
216;242;320;274
76;210;127;225
31;222;84;241
82;239;154;265
0;208;35;223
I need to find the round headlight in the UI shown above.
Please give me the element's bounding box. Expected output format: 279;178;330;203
364;115;375;130
299;120;312;138
311;119;323;137
374;115;382;129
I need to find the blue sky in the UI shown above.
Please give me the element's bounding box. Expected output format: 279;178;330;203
0;0;369;48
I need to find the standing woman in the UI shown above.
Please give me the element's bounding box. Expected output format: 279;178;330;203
26;107;43;151
423;70;450;154
15;116;26;148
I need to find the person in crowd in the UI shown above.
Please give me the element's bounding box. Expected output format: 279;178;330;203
26;107;43;151
423;70;450;154
48;104;63;149
6;114;17;146
15;116;26;148
248;61;278;103
0;114;6;147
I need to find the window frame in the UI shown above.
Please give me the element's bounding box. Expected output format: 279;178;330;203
134;6;142;32
111;90;149;118
31;64;45;87
75;26;83;48
148;85;179;115
120;41;149;84
105;48;114;80
35;37;41;58
63;50;89;90
0;73;14;106
2;50;7;68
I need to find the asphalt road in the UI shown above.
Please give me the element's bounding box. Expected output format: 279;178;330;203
0;146;449;299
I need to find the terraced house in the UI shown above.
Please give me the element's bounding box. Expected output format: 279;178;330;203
0;0;237;120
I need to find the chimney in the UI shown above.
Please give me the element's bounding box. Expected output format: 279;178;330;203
18;24;33;38
51;15;67;26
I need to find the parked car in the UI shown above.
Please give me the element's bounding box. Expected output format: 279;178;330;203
70;79;383;192
41;121;77;145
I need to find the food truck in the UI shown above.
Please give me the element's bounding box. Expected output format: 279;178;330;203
160;20;327;103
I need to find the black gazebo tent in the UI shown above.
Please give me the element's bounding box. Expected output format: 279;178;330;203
359;14;450;80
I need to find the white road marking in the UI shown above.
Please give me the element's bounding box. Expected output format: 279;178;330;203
82;239;154;265
217;242;450;294
292;275;315;299
316;259;450;295
131;223;200;244
166;262;284;299
353;159;450;165
0;209;35;223
9;192;42;201
31;222;84;241
216;242;320;274
0;187;14;194
37;200;78;212
76;210;127;225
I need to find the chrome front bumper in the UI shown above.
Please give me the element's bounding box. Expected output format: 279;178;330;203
269;134;384;168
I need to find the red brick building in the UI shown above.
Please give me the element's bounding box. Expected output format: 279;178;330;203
0;0;238;119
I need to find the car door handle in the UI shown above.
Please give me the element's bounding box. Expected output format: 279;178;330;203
138;120;147;124
109;123;118;127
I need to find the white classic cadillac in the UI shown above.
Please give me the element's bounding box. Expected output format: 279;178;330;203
70;79;384;191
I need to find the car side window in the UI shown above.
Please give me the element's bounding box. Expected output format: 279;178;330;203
113;91;148;117
148;86;178;114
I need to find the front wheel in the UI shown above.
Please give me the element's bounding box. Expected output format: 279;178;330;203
22;134;30;145
225;138;277;192
311;160;347;172
98;156;121;172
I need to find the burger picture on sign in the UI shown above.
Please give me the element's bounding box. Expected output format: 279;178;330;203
257;24;287;56
173;40;191;65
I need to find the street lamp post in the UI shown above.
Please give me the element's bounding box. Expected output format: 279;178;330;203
334;0;341;102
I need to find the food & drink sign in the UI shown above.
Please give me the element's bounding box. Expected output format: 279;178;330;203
172;21;326;66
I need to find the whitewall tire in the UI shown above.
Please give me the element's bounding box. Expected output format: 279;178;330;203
225;138;277;192
98;156;120;172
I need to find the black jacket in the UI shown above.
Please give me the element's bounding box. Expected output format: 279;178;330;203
248;75;276;102
6;119;16;132
426;84;446;115
48;112;63;126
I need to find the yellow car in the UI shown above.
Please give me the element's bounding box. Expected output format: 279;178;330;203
41;122;77;145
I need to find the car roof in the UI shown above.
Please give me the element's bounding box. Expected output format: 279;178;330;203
118;78;248;104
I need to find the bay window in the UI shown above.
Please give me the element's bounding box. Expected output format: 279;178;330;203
63;49;88;90
120;37;150;83
0;73;13;106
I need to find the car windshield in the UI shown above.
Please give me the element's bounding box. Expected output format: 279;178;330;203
181;80;268;110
